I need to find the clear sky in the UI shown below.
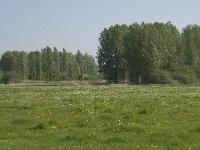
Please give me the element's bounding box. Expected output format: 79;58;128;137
0;0;200;57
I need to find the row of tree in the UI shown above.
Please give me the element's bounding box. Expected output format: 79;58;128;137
0;47;99;82
97;22;200;84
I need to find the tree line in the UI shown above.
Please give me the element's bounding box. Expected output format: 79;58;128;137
97;22;200;84
0;47;99;83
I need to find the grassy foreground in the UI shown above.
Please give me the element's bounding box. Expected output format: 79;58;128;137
0;85;200;149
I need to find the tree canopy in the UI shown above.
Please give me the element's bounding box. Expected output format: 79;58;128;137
0;47;99;82
97;22;200;84
1;22;200;84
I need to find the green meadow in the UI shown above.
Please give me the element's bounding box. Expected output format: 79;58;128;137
0;85;200;149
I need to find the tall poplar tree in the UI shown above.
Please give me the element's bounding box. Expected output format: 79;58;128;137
97;24;128;83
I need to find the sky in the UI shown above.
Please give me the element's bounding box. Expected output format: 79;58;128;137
0;0;200;57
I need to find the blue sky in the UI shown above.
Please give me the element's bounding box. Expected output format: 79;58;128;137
0;0;200;57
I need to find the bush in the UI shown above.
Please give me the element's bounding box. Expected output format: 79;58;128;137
0;70;3;81
195;66;200;81
172;72;196;84
172;66;197;84
1;71;22;84
154;70;173;84
142;70;172;84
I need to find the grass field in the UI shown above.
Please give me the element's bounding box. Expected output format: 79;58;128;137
0;84;200;149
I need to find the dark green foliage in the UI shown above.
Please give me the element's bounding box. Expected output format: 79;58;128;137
0;51;28;80
97;22;200;84
123;22;180;84
181;25;200;66
0;71;22;84
76;50;84;80
97;24;128;84
0;70;3;81
172;65;197;84
52;47;60;81
59;49;68;80
84;54;99;80
0;47;99;82
76;51;98;80
41;47;54;82
154;70;173;84
1;22;200;84
0;51;15;71
28;51;42;80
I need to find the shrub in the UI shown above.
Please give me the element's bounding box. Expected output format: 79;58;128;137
152;70;173;84
1;71;22;84
172;66;197;84
158;70;173;84
195;66;200;81
143;70;172;84
0;70;3;81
